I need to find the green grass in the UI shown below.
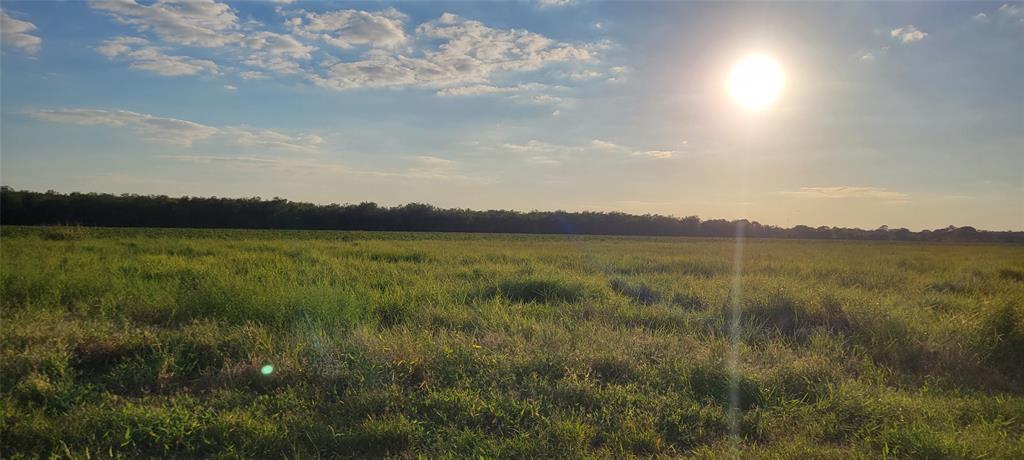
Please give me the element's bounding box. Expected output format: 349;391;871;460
2;226;1023;458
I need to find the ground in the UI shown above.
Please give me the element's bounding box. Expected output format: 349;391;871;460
2;226;1023;458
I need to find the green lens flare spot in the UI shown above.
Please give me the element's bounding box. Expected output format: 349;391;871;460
261;364;274;375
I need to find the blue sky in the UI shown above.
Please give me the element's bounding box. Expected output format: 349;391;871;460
1;1;1021;230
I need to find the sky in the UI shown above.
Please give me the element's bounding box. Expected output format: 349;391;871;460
1;1;1022;231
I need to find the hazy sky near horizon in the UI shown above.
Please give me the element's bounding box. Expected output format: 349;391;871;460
1;1;1021;230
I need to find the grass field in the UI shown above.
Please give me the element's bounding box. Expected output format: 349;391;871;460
2;226;1023;458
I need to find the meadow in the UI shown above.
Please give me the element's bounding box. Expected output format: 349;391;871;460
1;226;1022;458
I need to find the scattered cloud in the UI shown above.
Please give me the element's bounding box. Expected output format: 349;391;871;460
97;37;219;76
312;12;595;91
856;46;888;63
436;85;522;97
590;139;620;149
238;30;315;76
502;139;565;154
631;150;674;159
999;3;1023;18
89;1;313;78
437;83;568;109
84;4;614;95
27;108;323;152
890;25;927;43
28;108;219;145
243;31;315;59
223;84;237;90
783;186;910;200
527;156;561;166
1;9;42;54
995;3;1024;24
536;0;576;8
566;69;603;80
508;94;565;106
239;70;267;80
288;8;407;49
89;0;242;47
973;12;990;23
401;155;461;179
226;127;325;152
241;53;303;74
501;139;673;162
163;154;293;167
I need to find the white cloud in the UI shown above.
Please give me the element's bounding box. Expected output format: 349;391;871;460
312;12;595;91
508;94;564;106
997;3;1024;23
417;13;592;71
226;127;325;152
536;0;575;8
28;108;219;145
783;186;910;200
28;108;324;152
409;155;455;167
528;156;561;166
164;154;292;166
566;69;603;80
243;31;315;59
97;37;219;76
436;85;520;96
590;139;620;149
223;84;237;90
239;70;268;80
239;31;315;76
437;83;564;105
402;155;461;179
999;3;1023;17
85;5;613;95
503;139;673;161
973;13;991;23
289;8;407;49
89;1;314;78
1;10;42;54
502;139;565;154
241;54;303;74
890;25;927;43
89;0;242;47
632;150;674;159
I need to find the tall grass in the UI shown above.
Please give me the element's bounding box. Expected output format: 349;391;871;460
1;227;1022;457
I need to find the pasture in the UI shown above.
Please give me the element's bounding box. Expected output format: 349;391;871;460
2;226;1022;458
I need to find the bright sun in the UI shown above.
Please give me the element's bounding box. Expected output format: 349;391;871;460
728;54;784;111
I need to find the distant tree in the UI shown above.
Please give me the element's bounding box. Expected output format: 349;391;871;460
1;187;1020;242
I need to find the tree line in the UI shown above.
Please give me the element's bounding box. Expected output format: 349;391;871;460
1;187;1020;242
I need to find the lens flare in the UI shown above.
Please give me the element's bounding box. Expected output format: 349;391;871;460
261;364;274;375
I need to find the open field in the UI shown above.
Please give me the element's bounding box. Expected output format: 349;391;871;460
2;226;1023;458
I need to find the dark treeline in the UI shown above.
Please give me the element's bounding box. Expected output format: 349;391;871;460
2;187;1021;242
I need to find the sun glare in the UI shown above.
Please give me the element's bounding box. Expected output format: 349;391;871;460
728;54;784;111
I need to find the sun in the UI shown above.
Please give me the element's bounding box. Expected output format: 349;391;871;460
728;54;784;111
